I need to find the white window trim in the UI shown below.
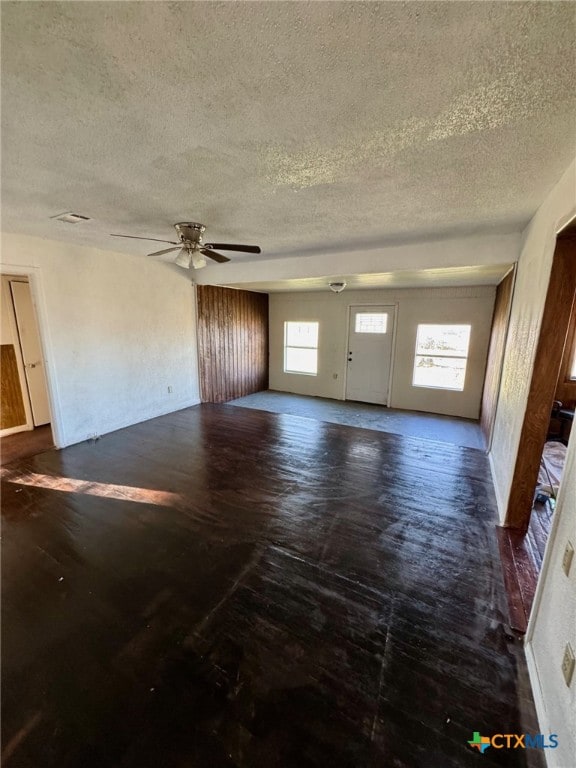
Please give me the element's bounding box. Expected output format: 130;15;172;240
412;324;471;392
284;321;319;376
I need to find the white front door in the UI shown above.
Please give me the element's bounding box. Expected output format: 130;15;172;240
10;280;51;426
345;305;395;405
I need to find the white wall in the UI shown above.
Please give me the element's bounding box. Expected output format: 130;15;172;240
488;159;576;768
269;285;495;419
197;231;520;287
490;161;576;518
526;431;576;768
1;276;17;345
1;232;200;447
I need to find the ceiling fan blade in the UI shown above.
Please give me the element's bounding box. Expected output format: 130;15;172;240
203;243;261;254
111;234;178;245
147;246;181;258
200;248;230;264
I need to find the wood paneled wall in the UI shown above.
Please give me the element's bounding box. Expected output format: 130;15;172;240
1;344;27;429
480;268;515;446
197;286;269;403
506;233;576;529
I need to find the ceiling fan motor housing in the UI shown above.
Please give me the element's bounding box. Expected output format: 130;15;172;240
175;222;205;245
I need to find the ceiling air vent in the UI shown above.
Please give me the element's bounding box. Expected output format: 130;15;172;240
51;212;91;224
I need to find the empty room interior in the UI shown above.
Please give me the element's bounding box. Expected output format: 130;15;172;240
1;3;575;767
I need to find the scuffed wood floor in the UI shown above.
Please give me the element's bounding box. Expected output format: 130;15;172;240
497;500;554;634
0;424;53;466
1;405;542;767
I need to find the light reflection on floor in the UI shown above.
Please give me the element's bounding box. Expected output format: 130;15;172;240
0;468;181;508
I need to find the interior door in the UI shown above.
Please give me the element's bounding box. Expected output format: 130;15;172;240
10;281;51;426
345;306;395;405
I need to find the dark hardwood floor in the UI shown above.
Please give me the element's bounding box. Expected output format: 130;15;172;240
0;424;54;466
1;405;542;768
497;501;554;634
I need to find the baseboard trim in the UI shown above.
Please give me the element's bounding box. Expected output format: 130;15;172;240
488;450;507;524
62;398;202;448
524;642;552;768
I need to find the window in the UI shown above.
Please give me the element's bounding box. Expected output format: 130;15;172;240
570;337;576;380
284;321;319;375
355;313;388;334
412;324;471;391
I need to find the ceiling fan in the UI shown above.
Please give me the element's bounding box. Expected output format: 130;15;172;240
111;222;261;269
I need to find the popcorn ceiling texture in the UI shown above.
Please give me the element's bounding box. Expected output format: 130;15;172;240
1;1;575;261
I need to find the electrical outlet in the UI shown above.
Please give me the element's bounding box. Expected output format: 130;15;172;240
561;643;575;687
562;541;574;577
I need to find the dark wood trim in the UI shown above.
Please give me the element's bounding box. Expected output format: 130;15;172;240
505;233;576;529
480;267;515;447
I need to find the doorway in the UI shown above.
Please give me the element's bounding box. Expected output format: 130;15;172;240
497;226;576;632
1;274;53;461
345;305;396;405
505;229;576;531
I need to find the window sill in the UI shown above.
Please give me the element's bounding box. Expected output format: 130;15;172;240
284;370;318;376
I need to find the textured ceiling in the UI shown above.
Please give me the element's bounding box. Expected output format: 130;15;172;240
1;1;575;269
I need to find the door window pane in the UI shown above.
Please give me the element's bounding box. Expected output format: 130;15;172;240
355;313;388;334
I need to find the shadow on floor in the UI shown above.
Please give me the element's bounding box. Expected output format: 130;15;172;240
228;391;485;450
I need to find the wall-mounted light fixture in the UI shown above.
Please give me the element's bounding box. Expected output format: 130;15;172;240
329;282;346;293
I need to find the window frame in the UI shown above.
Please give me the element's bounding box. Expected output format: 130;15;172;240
569;336;576;381
412;323;472;392
283;321;319;376
353;312;389;335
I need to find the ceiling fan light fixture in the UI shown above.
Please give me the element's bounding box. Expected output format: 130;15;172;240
191;252;207;270
112;222;259;268
175;247;192;269
329;281;346;293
